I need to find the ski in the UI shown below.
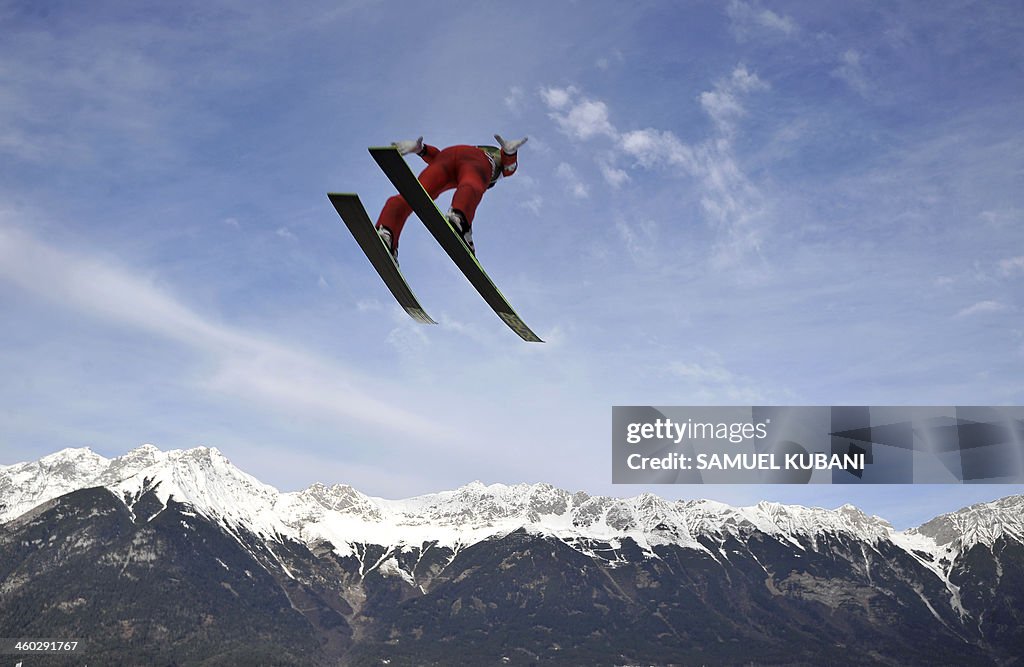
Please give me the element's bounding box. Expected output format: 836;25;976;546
328;192;436;325
368;146;543;343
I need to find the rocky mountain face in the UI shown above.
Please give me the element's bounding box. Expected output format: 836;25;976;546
1;445;1022;666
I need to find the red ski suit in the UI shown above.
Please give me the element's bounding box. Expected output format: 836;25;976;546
376;144;518;250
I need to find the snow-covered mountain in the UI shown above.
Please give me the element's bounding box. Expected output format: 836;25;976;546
3;445;1023;666
0;444;1015;567
904;494;1024;555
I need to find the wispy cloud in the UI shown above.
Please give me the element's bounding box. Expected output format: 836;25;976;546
540;67;771;273
667;352;772;403
555;162;589;199
384;318;432;358
690;68;771;272
0;223;452;442
980;208;1022;228
955;300;1009;318
616;218;657;265
699;65;769;135
0;22;195;168
832;49;871;96
726;0;798;41
596;49;624;71
504;85;525;113
599;159;630;188
520;194;544;216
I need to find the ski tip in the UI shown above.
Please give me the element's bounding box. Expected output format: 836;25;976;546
327;192;361;207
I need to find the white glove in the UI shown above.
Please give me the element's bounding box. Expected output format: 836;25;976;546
494;134;527;155
392;137;424;155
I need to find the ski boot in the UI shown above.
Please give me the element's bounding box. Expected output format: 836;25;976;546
377;225;399;265
447;209;475;254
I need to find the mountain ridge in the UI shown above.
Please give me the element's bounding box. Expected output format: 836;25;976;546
2;444;1023;665
2;444;1020;565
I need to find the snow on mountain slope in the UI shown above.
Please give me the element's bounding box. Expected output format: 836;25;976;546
893;494;1024;569
2;445;1021;566
0;447;109;522
912;495;1024;548
0;445;287;537
677;498;894;548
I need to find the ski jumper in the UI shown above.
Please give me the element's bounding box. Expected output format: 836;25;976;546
376;144;518;250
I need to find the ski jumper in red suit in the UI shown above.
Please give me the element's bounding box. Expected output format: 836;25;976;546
376;144;518;251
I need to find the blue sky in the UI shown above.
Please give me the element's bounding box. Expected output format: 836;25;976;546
2;1;1022;528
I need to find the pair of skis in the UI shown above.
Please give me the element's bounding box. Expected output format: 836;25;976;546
329;147;542;342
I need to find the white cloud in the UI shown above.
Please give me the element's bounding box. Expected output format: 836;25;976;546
726;0;798;41
619;128;695;170
276;226;296;240
0;223;452;443
670;361;736;384
542;87;616;140
618;129;658;156
356;298;384;312
555;162;589;198
955;300;1008;318
832;49;870;96
520;194;544;216
559;99;616;140
756;9;797;36
699;65;769;134
687;67;771;270
979;208;1021;227
539;86;577;110
540;65;771;274
599;160;630;188
700;88;746;125
667;353;770;403
616;218;657;264
730;63;768;93
385;319;431;358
